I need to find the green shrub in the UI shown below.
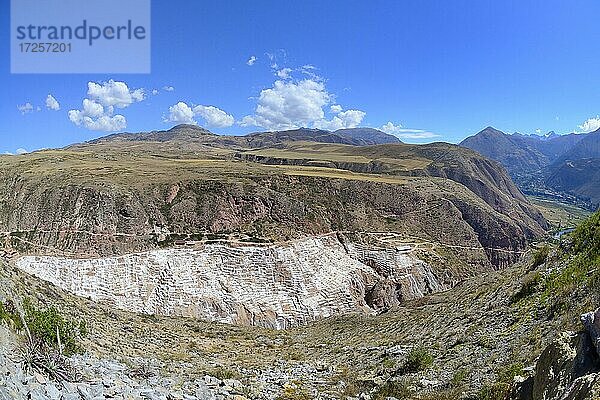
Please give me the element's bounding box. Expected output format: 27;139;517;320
497;363;524;384
402;346;434;373
532;245;550;268
478;382;510;400
382;357;396;370
23;299;86;356
541;211;600;310
510;271;542;303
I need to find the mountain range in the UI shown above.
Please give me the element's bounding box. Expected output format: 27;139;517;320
89;124;402;148
460;126;600;209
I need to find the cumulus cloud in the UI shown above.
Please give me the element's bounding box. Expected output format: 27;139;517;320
193;105;234;127
380;122;439;139
578;116;600;133
45;94;60;111
314;109;366;130
17;102;34;114
163;86;175;92
4;148;30;156
240;79;331;130
246;55;257;66
152;89;159;95
87;80;145;108
68;80;144;132
165;102;195;124
240;79;365;131
68;99;126;132
165;102;234;127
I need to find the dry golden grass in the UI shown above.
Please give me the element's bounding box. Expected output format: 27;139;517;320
0;144;424;187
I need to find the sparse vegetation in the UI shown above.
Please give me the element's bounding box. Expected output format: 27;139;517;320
532;245;550;268
371;380;411;400
206;366;239;380
401;346;434;374
23;298;86;356
542;210;600;308
0;299;88;382
276;380;311;400
451;367;469;387
478;363;524;400
0;300;23;329
510;271;542;303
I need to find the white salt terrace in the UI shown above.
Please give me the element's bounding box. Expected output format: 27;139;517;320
14;234;442;329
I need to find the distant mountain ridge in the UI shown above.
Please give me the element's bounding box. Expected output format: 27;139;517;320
89;124;401;147
460;126;598;209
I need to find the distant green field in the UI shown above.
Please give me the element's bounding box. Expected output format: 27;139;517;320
527;196;591;229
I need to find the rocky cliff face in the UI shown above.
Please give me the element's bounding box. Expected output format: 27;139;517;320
0;171;524;270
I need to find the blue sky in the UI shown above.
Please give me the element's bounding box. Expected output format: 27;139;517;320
3;1;600;154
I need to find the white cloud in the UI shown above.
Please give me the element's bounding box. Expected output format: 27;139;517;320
5;148;30;155
68;80;146;132
240;79;332;130
17;102;34;114
276;68;292;79
152;89;159;95
578;116;600;133
338;110;365;127
165;102;196;124
45;94;60;111
330;104;343;114
87;80;145;108
266;53;277;69
163;86;175;92
535;128;542;134
165;102;234;127
314;109;366;130
246;55;257;66
239;78;366;131
381;122;439;139
193;105;234;127
68;100;126;132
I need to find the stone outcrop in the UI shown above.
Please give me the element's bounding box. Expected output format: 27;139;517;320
581;308;600;358
513;320;600;400
14;234;442;328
